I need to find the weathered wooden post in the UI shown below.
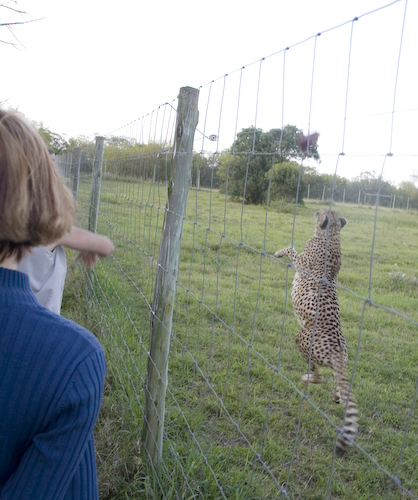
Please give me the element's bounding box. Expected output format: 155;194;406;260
85;137;105;296
143;87;199;473
65;151;72;182
56;151;65;176
72;147;81;201
196;164;200;190
88;137;105;233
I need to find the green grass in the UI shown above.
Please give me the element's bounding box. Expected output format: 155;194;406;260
62;177;418;499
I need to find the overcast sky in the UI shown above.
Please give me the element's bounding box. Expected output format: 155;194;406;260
1;0;417;185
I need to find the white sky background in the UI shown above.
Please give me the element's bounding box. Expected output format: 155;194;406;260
1;0;417;185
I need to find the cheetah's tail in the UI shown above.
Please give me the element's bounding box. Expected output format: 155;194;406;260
335;367;358;453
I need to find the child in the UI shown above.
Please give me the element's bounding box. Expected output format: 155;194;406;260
17;147;114;314
17;227;115;314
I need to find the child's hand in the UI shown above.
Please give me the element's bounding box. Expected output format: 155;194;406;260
75;251;98;268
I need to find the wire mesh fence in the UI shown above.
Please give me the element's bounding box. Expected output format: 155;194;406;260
56;1;418;498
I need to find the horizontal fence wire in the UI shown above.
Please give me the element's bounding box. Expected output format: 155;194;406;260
57;1;418;498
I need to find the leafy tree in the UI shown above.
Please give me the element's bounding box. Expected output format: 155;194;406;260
399;181;418;200
31;122;96;172
33;121;69;154
268;161;306;204
66;135;93;150
348;171;395;207
302;166;325;199
192;153;221;189
218;125;319;204
218;127;264;204
399;181;418;208
103;139;171;180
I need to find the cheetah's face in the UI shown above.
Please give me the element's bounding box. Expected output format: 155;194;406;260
315;209;346;236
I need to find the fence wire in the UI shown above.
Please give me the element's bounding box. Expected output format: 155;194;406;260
57;1;418;498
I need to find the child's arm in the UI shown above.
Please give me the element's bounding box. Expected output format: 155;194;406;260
48;227;115;267
58;227;114;255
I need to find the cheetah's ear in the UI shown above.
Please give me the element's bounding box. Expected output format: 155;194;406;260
339;217;347;228
320;216;328;230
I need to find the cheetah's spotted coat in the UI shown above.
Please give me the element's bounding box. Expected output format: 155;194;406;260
274;209;358;452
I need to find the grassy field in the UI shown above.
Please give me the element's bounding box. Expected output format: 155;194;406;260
62;177;418;499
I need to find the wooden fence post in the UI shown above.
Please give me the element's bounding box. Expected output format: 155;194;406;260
72;147;81;201
56;152;65;177
142;87;199;473
88;137;105;233
85;137;105;297
196;164;200;190
65;151;72;181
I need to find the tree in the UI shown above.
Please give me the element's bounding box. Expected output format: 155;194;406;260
192;153;221;189
268;161;306;204
103;138;174;180
31;121;96;172
66;135;93;151
1;1;43;48
349;172;395;207
33;121;69;154
400;181;418;202
218;125;319;205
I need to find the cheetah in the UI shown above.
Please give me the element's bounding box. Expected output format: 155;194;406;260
274;209;358;452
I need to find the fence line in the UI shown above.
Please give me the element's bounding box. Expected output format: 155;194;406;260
57;1;418;498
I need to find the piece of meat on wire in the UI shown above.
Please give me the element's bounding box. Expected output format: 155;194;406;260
298;132;320;154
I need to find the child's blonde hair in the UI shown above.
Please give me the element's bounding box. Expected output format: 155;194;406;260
0;109;75;263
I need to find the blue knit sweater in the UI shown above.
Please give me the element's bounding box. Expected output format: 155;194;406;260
0;268;106;499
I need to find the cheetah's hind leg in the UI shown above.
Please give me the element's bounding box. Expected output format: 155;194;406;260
331;380;342;404
295;331;325;385
331;356;345;404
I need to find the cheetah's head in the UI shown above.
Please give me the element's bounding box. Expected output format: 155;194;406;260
315;209;346;236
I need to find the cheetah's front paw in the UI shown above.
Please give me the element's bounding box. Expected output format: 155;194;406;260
274;248;288;258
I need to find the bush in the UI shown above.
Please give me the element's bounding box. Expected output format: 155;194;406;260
268;161;306;204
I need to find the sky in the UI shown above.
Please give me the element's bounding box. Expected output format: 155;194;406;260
1;0;417;185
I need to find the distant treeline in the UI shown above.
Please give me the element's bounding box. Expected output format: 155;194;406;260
56;128;418;210
192;158;417;210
